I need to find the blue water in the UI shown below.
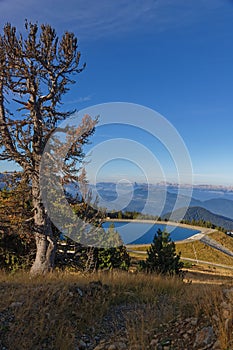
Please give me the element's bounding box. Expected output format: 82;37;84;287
102;221;200;244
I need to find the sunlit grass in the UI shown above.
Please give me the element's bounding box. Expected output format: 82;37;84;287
176;240;233;265
0;269;233;349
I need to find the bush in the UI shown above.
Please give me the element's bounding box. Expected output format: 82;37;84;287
0;232;35;271
96;245;130;270
0;184;36;271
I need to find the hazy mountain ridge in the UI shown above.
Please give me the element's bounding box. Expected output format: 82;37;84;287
1;177;233;226
203;198;233;219
93;182;233;218
162;206;233;231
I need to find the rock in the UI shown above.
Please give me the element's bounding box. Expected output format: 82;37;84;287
160;339;171;346
213;340;221;350
117;342;127;349
9;301;23;308
150;338;158;347
108;345;117;350
221;301;231;312
225;317;233;335
93;345;105;350
223;287;233;299
223;309;231;319
89;281;102;290
212;314;219;322
77;339;87;349
190;317;198;326
194;326;215;348
108;342;127;350
77;288;83;297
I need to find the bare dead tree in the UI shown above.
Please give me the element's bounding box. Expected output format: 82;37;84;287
0;21;97;274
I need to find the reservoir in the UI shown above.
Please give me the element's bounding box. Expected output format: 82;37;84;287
102;221;200;245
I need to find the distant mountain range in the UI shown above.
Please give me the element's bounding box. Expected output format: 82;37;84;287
1;176;233;230
92;182;233;219
201;198;233;220
163;206;233;231
90;182;233;230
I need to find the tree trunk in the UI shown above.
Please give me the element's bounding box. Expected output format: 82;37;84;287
30;233;56;275
30;174;56;275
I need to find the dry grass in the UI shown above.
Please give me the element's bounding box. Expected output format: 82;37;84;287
176;240;233;265
0;270;233;349
124;280;233;349
210;231;233;252
0;271;111;350
191;284;233;349
128;230;233;266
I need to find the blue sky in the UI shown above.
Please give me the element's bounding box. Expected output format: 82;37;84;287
0;0;233;185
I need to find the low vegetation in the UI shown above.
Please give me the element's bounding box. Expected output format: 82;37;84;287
209;231;233;252
1;188;233;348
0;270;233;349
176;239;233;266
129;230;233;268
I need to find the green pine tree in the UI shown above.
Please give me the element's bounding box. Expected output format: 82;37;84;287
141;228;183;276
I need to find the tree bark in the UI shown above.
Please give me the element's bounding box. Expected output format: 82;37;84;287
30;174;56;275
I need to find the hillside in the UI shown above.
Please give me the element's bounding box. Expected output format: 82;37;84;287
1;178;233;219
94;182;201;215
1;270;233;350
163;206;233;230
92;182;233;219
203;198;233;220
175;237;233;266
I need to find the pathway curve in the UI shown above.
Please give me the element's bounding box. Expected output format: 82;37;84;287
181;257;233;270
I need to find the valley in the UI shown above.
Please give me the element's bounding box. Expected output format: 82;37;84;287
93;182;233;228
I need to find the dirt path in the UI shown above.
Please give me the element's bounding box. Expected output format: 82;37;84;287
181;257;233;270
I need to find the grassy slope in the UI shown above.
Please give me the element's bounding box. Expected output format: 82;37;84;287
0;272;186;350
1;234;233;349
0;271;233;349
209;231;233;251
128;231;233;266
176;231;233;266
176;240;233;265
1;230;233;349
